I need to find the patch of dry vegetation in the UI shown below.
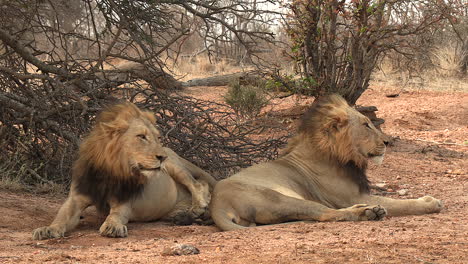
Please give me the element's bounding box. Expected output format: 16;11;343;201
171;56;251;81
372;46;467;92
224;79;270;119
0;131;65;194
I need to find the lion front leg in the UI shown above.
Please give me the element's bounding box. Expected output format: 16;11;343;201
32;190;91;240
356;195;443;216
99;200;132;238
163;159;211;219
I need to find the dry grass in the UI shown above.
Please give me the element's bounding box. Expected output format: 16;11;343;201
431;44;464;77
0;175;65;194
372;46;467;92
372;69;467;92
0;177;25;192
171;56;251;81
0;130;67;194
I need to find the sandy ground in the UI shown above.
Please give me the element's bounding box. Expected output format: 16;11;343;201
0;88;467;264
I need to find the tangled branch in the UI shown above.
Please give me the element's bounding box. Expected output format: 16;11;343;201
140;93;288;178
0;0;286;184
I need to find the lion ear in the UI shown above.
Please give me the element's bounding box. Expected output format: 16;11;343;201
328;113;349;131
142;111;156;124
100;119;129;135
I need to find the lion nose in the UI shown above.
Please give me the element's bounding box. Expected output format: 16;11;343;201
156;155;167;162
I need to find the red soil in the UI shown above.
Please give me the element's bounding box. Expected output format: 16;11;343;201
0;88;466;264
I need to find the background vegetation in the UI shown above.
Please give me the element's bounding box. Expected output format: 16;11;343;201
0;0;466;190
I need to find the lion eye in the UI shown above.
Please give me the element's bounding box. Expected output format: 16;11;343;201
137;134;147;140
364;123;371;128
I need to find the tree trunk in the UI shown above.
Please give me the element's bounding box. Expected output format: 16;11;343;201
98;60;182;90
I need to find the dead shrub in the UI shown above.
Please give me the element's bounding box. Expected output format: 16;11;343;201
431;45;464;77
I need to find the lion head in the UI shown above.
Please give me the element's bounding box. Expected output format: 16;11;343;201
73;102;168;212
284;94;388;192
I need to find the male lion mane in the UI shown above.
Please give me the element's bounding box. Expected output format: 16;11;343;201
284;95;370;193
73;102;156;212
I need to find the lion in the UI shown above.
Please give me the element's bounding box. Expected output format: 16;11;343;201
210;94;442;231
33;102;217;240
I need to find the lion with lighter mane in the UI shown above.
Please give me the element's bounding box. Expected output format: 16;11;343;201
33;102;216;239
211;94;442;231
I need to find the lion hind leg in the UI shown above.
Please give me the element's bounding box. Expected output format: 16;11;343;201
211;205;251;231
248;193;386;223
211;182;386;231
32;190;91;240
356;195;443;216
162;200;196;226
163;198;217;226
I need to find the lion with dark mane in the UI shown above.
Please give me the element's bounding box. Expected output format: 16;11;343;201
210;94;442;231
33;102;216;239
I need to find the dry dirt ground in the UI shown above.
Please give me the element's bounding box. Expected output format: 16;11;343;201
0;88;467;264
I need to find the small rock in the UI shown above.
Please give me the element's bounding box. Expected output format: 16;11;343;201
397;189;408;196
375;183;387;188
161;244;200;256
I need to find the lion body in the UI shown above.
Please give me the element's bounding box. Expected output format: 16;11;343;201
128;165;181;221
33;102;216;240
211;95;442;231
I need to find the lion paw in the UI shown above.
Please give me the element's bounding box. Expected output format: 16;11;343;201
364;205;387;220
99;222;128;238
190;182;211;219
349;204;387;221
32;226;65;240
173;212;195;226
418;196;443;213
189;205;209;219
